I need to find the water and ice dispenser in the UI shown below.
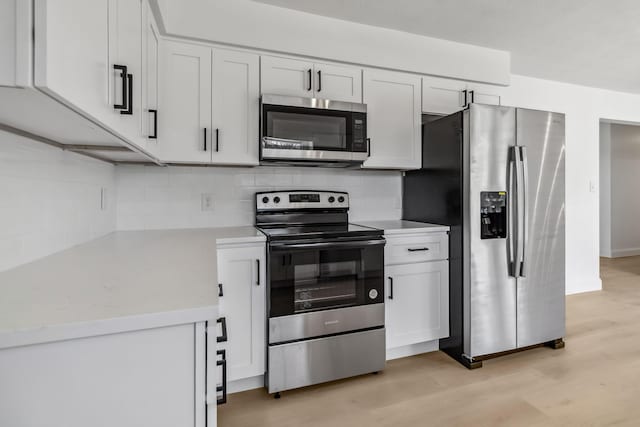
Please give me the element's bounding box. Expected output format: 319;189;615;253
480;192;507;239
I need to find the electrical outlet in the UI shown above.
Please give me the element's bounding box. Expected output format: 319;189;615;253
201;193;215;212
100;187;108;211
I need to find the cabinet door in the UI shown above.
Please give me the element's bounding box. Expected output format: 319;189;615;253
313;62;362;103
468;82;502;106
142;1;160;151
159;41;212;163
422;76;466;114
33;0;112;125
261;55;314;97
362;69;421;170
108;0;144;141
385;261;449;349
211;49;260;166
217;244;266;381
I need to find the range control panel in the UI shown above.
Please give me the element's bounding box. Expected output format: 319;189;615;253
256;191;349;211
480;191;507;239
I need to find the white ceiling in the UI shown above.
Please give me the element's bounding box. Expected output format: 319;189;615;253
253;0;640;93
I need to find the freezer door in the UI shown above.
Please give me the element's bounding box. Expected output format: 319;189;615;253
515;108;566;347
465;104;518;357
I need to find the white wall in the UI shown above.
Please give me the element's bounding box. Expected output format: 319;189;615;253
116;165;401;230
599;122;612;257
0;131;116;272
607;123;640;257
156;0;510;85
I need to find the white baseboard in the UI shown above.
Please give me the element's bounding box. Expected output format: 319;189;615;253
566;277;602;295
386;340;439;360
228;375;264;394
611;247;640;258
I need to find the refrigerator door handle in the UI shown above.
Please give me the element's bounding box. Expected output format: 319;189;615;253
508;146;518;277
514;145;525;277
519;146;529;277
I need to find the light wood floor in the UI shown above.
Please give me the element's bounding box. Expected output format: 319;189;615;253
219;257;640;427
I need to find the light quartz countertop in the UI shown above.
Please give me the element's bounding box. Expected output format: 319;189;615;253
0;227;265;349
355;220;450;234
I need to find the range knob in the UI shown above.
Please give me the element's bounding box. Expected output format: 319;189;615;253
338;196;345;203
274;196;281;204
262;196;269;204
328;196;335;203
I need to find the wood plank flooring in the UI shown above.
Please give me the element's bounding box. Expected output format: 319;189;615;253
219;257;640;427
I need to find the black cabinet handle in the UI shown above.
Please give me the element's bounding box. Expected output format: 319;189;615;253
215;128;219;152
203;128;208;151
113;65;128;110
469;90;475;104
256;259;260;285
148;109;157;139
366;137;371;156
317;70;322;92
216;317;228;343
388;277;393;300
216;349;227;405
407;247;430;252
307;68;312;91
120;73;133;115
218;283;223;297
462;89;468;108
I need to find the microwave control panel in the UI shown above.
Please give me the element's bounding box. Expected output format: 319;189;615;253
352;112;367;153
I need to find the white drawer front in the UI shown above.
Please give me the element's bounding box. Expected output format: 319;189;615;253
385;233;448;265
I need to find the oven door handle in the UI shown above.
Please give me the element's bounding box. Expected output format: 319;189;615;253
269;239;385;251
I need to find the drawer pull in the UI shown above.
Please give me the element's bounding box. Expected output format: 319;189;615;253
216;349;227;405
216;317;228;343
407;247;430;252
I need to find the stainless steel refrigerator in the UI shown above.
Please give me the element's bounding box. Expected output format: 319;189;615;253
403;104;565;369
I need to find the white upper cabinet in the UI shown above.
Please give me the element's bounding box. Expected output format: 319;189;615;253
362;69;421;170
142;0;160;151
261;55;362;102
159;41;212;163
211;49;260;166
217;244;266;382
385;260;449;349
261;56;314;98
159;41;259;165
0;0;31;87
33;0;112;125
423;75;503;115
107;0;144;141
313;62;362;103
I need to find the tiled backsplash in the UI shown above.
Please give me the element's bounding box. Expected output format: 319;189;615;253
117;165;402;230
0;131;116;272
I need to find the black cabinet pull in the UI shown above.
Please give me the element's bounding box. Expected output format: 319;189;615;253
148;109;158;139
218;283;223;297
407;247;430;252
317;70;322;92
256;259;260;285
203;128;208;151
469;90;475;104
307;68;312;91
215;128;220;152
388;277;394;300
216;349;227;405
366;138;371;156
113;65;128;110
216;317;228;343
462;89;468;108
120;73;133;115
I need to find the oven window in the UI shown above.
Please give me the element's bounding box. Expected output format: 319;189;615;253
269;243;384;317
265;111;347;151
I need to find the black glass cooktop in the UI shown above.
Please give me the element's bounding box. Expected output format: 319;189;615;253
256;223;382;241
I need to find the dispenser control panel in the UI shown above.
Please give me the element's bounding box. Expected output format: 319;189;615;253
480;192;507;239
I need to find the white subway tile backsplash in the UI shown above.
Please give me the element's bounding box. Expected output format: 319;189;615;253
0;131;116;273
116;165;402;230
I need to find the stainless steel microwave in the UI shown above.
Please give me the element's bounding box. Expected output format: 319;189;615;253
260;94;368;167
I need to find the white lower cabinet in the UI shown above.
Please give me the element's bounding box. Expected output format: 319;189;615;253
217;242;266;388
0;322;217;427
384;232;450;357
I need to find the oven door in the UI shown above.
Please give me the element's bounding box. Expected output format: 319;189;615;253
260;97;368;165
268;238;385;318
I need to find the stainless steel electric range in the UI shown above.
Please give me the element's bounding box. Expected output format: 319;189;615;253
255;190;386;396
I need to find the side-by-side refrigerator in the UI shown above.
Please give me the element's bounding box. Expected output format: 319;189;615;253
404;104;565;368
